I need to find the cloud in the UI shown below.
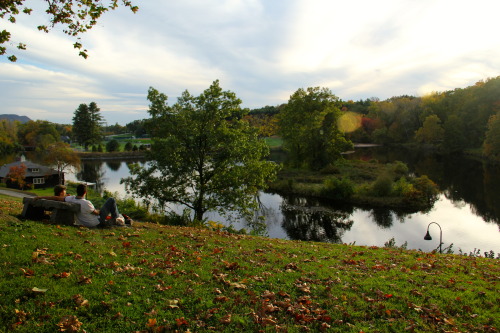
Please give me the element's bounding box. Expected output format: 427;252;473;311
1;0;499;124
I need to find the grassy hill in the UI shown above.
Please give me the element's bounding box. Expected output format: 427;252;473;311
0;196;498;332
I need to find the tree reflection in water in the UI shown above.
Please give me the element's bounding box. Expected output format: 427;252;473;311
280;195;354;243
76;161;105;193
106;161;121;171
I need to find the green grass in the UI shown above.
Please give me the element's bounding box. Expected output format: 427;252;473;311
263;136;283;148
0;197;498;332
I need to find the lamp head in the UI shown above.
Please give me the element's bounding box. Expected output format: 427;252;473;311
424;230;432;240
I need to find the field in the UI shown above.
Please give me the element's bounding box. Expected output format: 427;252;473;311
0;196;498;332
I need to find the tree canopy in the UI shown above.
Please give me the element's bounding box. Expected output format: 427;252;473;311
278;87;353;170
1;0;138;61
122;80;279;223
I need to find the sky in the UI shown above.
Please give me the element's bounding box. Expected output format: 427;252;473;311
1;0;499;125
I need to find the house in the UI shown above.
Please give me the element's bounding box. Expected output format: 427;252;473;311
0;159;62;189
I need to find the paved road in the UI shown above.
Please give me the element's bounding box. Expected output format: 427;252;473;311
0;189;36;199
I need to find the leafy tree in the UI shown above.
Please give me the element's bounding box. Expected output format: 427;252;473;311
43;143;81;184
483;112;500;159
125;119;148;137
6;163;27;189
122;80;279;222
72;102;104;150
0;119;20;154
1;0;138;61
414;114;444;144
17;120;60;150
278;87;353;169
443;115;467;153
106;139;120;152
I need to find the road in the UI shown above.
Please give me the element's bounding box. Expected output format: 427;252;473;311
0;189;36;199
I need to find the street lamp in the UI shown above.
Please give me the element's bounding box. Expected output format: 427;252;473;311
424;222;443;253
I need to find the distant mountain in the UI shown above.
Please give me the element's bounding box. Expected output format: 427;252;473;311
0;114;31;123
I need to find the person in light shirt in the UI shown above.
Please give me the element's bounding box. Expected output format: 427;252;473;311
35;183;121;228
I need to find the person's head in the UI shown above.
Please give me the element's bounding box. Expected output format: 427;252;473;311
76;184;87;197
54;185;67;197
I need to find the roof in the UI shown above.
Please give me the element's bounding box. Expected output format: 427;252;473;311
0;160;59;178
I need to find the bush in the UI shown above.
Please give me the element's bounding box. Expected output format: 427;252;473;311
322;177;354;200
124;142;133;152
391;161;409;175
371;174;393;196
412;175;439;202
106;139;120;152
393;177;414;197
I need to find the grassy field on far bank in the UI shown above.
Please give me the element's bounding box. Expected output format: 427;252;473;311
0;197;498;332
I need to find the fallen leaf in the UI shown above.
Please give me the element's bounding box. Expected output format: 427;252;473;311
31;287;47;293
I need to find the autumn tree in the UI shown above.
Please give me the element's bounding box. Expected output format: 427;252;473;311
17;120;60;150
1;0;138;61
122;80;279;222
6;163;27;189
72;102;104;150
414;114;444;144
0;119;20;154
278;87;353;170
43;143;81;184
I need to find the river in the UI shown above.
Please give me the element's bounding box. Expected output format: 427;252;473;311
57;147;500;255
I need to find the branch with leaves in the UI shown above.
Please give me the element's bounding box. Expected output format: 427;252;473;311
0;0;138;61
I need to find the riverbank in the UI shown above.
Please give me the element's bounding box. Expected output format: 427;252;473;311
77;151;146;160
268;159;439;212
0;197;497;332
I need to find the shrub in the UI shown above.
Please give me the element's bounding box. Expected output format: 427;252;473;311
393;177;414;197
322;177;354;200
391;161;409;175
106;139;120;152
124;142;133;151
412;175;439;202
371;174;393;196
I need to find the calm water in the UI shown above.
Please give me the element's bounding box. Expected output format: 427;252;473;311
58;148;500;255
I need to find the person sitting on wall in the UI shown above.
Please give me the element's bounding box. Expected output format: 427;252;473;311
35;184;122;228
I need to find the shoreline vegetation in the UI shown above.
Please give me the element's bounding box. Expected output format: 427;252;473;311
75;144;440;212
0;196;498;332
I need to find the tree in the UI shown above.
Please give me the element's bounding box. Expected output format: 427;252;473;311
72;102;104;150
414;115;444;144
443;114;467;153
43;143;81;184
1;0;138;61
278;87;353;170
6;163;27;189
122;80;279;222
106;139;120;152
124;141;133;151
17;120;60;150
483;112;500;159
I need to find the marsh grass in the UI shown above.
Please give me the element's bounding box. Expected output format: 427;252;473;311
0;197;498;332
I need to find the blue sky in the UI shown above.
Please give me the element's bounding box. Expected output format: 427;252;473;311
1;0;499;125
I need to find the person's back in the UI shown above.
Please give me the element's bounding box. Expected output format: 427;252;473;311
64;184;100;227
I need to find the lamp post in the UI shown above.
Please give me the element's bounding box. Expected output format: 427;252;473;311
424;222;443;253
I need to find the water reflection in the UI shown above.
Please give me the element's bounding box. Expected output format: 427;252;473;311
76;161;106;192
347;147;500;226
106;161;122;171
280;195;354;243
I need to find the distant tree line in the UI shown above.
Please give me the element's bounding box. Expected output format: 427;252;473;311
2;76;499;163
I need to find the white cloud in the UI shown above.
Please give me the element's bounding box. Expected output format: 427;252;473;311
1;0;499;124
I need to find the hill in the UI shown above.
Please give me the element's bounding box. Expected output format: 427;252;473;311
0;197;498;332
0;114;31;123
